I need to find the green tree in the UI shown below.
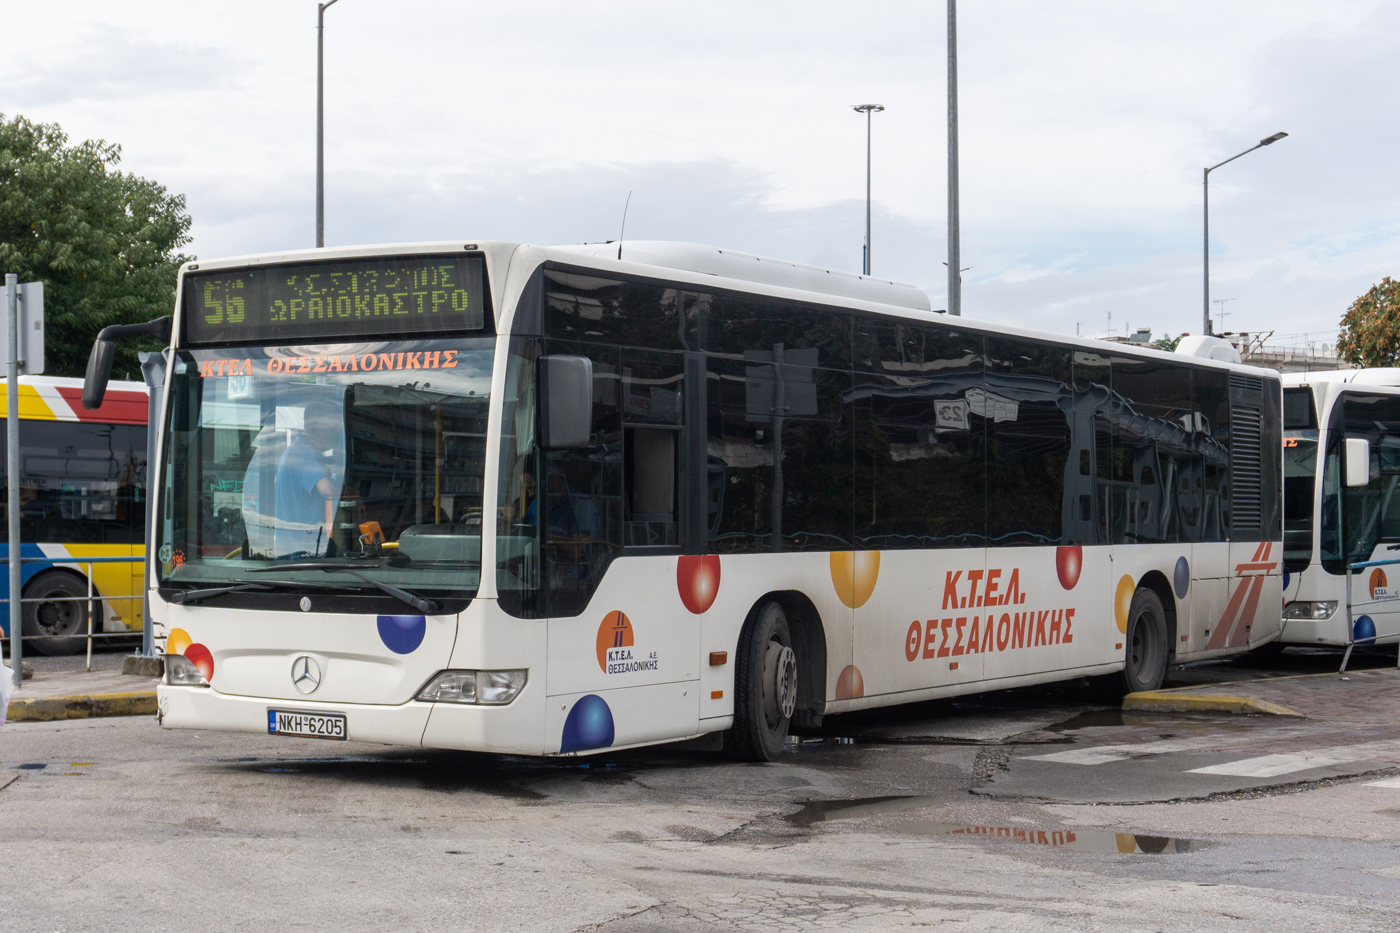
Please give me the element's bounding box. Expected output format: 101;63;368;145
1151;333;1185;352
1337;277;1400;368
0;114;193;378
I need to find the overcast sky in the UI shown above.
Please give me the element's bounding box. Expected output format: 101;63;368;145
4;1;1396;346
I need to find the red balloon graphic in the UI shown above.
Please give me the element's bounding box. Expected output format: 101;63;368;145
677;555;721;614
1055;546;1083;590
183;643;215;681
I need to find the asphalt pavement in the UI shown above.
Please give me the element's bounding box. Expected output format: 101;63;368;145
2;646;1400;931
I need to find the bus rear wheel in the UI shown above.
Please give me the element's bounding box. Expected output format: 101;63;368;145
21;572;90;656
728;600;797;762
1094;587;1169;701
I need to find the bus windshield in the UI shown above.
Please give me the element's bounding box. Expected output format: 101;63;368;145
158;338;494;602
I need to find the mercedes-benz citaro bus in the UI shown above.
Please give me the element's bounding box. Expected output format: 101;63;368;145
81;242;1284;760
1279;369;1400;649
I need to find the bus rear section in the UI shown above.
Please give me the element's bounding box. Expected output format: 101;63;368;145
0;376;149;655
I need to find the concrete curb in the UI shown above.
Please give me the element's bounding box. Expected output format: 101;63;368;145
6;690;157;723
1123;691;1304;717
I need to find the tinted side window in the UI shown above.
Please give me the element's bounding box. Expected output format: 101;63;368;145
707;354;853;553
984;339;1073;546
1192;367;1231;543
703;295;852;369
542;270;691;352
9;421;141;544
854;327;986;549
1109;356;1198;545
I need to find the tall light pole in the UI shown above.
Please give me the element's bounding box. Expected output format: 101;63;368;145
1203;131;1287;334
317;0;341;249
853;104;884;275
947;0;961;316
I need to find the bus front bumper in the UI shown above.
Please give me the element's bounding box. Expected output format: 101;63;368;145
156;681;548;756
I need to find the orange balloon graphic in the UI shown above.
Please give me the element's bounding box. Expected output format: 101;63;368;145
596;611;633;672
835;665;865;699
166;628;192;657
830;551;881;609
1372;568;1388;599
677;556;721;614
1114;575;1136;634
1115;833;1138;854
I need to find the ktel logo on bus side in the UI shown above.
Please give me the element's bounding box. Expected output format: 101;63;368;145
904;567;1076;662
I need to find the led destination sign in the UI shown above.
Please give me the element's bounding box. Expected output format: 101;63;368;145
182;254;488;345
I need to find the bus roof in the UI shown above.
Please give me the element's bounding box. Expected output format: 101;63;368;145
1283;369;1400;387
0;375;148;425
177;240;1278;381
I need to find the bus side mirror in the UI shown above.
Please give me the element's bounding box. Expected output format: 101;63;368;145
1345;437;1372;488
539;355;594;449
82;316;174;410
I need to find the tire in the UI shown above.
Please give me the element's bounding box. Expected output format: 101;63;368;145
727;601;797;762
21;573;91;656
1119;588;1169;694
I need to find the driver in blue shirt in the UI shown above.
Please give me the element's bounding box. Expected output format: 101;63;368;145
273;397;345;558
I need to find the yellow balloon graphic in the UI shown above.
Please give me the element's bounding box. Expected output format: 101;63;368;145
166;627;193;656
1116;833;1138;853
830;551;881;609
1114;575;1136;634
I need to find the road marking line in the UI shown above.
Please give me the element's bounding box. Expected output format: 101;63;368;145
1028;735;1238;765
1188;740;1400;778
1364;776;1400;788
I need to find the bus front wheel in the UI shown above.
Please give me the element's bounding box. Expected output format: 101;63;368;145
21;572;91;656
728;600;797;762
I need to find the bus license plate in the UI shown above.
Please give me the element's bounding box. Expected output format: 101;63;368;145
267;709;347;740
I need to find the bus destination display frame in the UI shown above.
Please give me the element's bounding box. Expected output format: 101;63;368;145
182;253;491;346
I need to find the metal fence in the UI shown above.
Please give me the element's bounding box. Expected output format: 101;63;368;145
4;555;145;672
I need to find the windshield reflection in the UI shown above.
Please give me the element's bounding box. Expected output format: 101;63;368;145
159;339;494;600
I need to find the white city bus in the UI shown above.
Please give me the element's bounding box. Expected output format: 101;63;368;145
84;241;1284;760
1279;369;1400;648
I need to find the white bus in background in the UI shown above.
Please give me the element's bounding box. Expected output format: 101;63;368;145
1279;369;1400;649
84;240;1284;760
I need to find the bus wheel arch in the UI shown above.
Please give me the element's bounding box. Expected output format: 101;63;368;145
768;591;826;731
20;569;92;656
1134;570;1178;662
727;591;825;761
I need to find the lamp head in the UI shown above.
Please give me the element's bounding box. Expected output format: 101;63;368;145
1260;131;1288;145
852;104;885;114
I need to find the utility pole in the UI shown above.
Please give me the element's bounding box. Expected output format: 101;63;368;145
947;0;961;316
317;0;341;248
852;105;884;275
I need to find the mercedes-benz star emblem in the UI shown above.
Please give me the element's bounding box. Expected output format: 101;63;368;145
291;656;322;694
299;596;312;612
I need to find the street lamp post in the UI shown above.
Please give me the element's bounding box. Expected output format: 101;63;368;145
1203;131;1287;335
947;0;960;316
317;0;342;249
853;104;884;275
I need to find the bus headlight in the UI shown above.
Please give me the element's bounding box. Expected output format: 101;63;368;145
165;654;210;687
417;670;527;705
1283;601;1338;620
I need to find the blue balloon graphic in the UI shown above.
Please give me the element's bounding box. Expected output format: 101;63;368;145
561;695;615;753
377;615;426;654
1354;615;1377;645
1282;570;1291;591
1173;556;1190;600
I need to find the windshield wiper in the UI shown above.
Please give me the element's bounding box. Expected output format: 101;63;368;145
169;582;274;604
168;578;362;605
249;562;439;614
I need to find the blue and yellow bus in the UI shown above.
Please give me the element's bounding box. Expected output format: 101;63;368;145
0;375;149;655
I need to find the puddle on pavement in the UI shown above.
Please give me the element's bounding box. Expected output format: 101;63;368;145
896;820;1210;854
786;795;939;824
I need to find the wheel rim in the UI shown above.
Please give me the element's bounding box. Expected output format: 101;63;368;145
762;639;797;729
34;589;81;637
